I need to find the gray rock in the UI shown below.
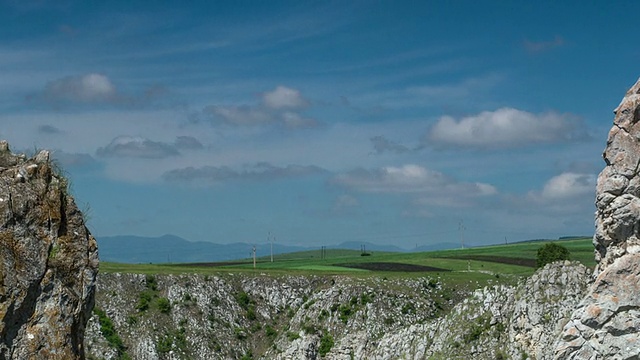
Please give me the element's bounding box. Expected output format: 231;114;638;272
555;78;640;359
0;141;99;359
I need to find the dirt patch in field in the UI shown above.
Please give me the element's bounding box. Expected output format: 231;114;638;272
335;262;449;272
443;255;536;267
176;261;252;267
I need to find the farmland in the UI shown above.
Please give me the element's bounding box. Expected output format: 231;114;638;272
100;237;594;289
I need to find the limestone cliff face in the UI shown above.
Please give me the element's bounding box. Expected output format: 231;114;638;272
85;262;590;360
0;141;99;359
555;79;640;359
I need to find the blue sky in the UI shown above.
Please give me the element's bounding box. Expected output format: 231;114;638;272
0;0;637;249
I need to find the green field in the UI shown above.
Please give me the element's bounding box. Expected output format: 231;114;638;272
100;237;595;289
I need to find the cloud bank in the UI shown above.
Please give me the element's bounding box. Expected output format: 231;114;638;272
332;164;496;196
97;136;180;159
427;107;585;149
163;162;326;183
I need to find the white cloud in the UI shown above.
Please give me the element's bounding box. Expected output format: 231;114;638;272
43;73;116;103
262;85;309;109
427;107;585;149
205;85;317;129
332;164;497;196
538;172;596;201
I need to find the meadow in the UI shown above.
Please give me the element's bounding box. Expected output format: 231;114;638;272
100;237;594;290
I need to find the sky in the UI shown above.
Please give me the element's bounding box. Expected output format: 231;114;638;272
0;0;638;249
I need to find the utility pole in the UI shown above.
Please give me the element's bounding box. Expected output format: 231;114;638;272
459;220;465;249
252;245;256;269
269;232;273;263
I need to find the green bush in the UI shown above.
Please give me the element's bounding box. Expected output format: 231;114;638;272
94;308;130;360
236;291;251;310
536;243;570;268
136;291;152;312
318;333;334;357
265;325;277;338
157;297;171;314
156;334;172;354
145;274;157;291
286;331;300;341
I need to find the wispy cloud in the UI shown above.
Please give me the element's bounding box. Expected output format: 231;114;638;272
163;162;326;183
37;124;62;135
370;135;410;154
31;73;171;108
523;36;565;53
426;107;586;149
332;164;497;196
51;151;98;169
96;136;180;159
43;73;116;104
204;85;317;129
174;136;204;150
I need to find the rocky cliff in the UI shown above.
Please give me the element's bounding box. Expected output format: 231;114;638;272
0;141;99;359
84;261;590;360
554;79;640;359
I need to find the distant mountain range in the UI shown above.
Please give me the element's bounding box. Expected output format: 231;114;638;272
96;234;426;264
95;234;587;264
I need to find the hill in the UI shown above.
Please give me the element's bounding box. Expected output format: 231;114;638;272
96;235;416;263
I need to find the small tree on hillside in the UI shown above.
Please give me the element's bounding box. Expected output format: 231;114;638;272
536;243;570;268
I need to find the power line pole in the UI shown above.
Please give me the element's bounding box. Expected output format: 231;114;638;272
459;220;465;249
252;245;256;269
269;232;273;263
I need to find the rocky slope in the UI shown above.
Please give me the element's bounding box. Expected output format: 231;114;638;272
0;141;99;359
85;261;590;360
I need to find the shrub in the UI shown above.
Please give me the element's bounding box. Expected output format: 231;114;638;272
265;325;277;338
157;297;171;314
156;334;172;354
318;333;334;357
145;274;157;291
536;243;570;268
236;291;251;310
246;305;257;321
94;308;127;357
136;291;152;312
286;331;300;341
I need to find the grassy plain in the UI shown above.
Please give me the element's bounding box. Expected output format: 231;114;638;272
100;237;594;290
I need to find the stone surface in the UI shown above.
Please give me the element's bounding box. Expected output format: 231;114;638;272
85;261;590;360
0;141;99;359
555;78;640;359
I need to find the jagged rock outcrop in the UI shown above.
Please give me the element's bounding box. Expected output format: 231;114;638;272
85;262;591;360
0;141;99;359
555;78;640;359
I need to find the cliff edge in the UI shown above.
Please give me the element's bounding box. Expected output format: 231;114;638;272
555;79;640;359
0;141;99;359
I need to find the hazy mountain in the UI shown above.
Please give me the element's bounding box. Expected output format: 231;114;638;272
97;234;307;264
97;235;469;264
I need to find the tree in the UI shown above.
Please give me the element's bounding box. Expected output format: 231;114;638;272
536;243;570;268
